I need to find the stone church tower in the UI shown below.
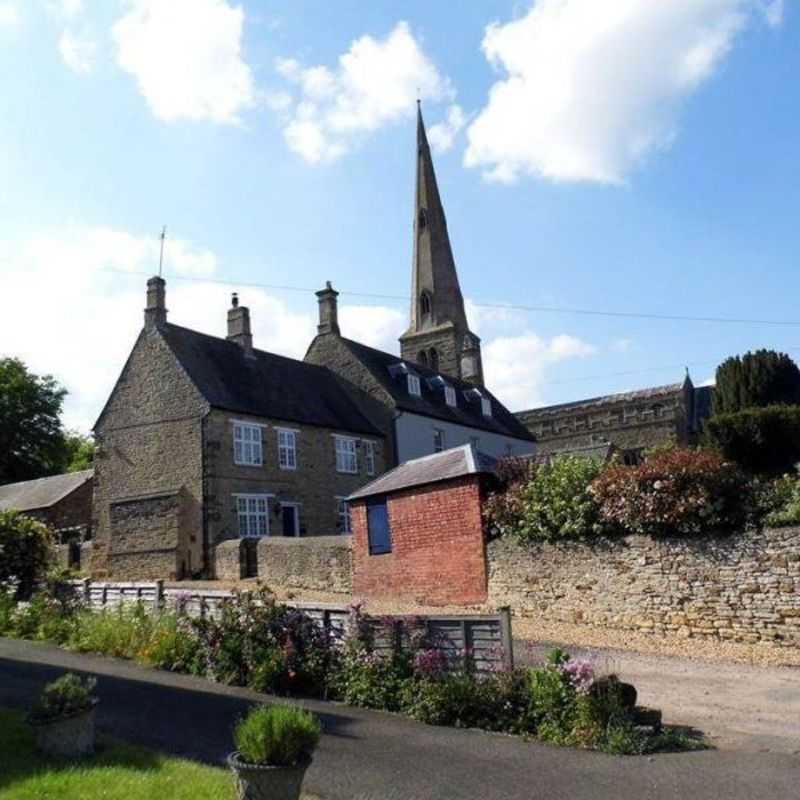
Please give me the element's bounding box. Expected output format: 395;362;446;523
399;105;483;385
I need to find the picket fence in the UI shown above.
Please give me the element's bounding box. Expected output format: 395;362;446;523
67;580;514;673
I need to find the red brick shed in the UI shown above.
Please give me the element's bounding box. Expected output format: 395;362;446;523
347;444;496;606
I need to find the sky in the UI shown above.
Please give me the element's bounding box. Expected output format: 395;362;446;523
1;0;798;434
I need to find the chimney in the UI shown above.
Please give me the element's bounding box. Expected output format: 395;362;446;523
144;276;167;329
316;281;340;335
227;293;253;355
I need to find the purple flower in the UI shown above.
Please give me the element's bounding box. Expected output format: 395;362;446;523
414;648;449;678
559;658;595;694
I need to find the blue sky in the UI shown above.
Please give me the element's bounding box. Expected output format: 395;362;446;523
0;0;797;433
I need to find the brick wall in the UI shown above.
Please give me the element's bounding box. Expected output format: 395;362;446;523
487;527;800;646
351;475;488;606
257;536;352;595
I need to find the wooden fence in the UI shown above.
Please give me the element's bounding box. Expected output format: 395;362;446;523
68;580;513;672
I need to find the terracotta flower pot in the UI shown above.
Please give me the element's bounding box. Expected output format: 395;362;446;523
29;700;98;758
227;751;312;800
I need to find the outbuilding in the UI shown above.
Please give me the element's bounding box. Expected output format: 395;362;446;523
347;444;496;606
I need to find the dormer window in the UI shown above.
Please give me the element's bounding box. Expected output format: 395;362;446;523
445;385;456;407
481;398;492;417
408;373;421;396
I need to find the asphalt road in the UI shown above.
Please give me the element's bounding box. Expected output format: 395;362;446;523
1;638;798;800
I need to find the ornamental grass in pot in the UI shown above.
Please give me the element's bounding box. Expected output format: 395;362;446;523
228;704;321;800
27;673;98;758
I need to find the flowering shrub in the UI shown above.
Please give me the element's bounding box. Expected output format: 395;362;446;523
760;467;800;527
590;447;755;537
485;456;607;542
559;657;595;694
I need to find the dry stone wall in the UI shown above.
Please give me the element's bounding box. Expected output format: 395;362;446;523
257;536;352;596
487;527;800;647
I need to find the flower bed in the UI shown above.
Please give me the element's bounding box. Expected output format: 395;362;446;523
0;583;704;756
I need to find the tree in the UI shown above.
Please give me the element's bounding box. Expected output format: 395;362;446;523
713;350;800;415
0;510;53;599
0;358;67;484
63;431;95;473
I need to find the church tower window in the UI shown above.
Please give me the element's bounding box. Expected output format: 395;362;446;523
420;292;432;317
418;208;428;231
418;350;428;367
429;348;439;371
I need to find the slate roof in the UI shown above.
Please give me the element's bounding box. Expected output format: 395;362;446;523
0;470;93;512
338;337;535;441
159;324;382;436
517;382;686;419
348;444;496;501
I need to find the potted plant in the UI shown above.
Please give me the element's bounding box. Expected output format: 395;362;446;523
228;704;321;800
27;673;98;757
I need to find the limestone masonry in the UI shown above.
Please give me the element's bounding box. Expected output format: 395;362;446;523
487;527;800;647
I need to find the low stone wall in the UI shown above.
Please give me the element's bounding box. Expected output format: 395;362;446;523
487;526;800;647
257;536;352;596
213;539;245;581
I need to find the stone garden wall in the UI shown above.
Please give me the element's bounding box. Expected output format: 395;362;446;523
487;526;800;647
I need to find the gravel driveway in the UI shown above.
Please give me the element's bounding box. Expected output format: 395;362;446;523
520;639;800;753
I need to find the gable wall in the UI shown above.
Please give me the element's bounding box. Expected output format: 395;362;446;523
305;334;398;464
92;328;208;578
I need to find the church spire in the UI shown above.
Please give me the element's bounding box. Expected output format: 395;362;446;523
400;105;481;382
408;103;468;333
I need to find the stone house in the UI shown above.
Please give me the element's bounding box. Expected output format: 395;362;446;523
92;281;385;580
0;469;93;542
517;376;714;463
305;107;536;463
348;444;496;606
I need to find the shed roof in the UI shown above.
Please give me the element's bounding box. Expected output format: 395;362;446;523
348;444;496;501
0;470;93;513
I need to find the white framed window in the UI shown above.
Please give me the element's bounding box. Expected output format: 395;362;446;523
470;436;480;449
364;440;376;476
335;435;358;474
277;428;297;470
336;497;352;534
233;422;263;466
407;373;421;396
433;428;445;453
481;397;492;417
235;494;270;537
444;385;457;407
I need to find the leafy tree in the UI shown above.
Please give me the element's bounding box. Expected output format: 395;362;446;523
713;350;800;414
63;431;95;473
704;405;800;476
0;510;53;599
0;358;68;484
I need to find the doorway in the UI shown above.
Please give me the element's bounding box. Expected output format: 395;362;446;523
281;503;300;537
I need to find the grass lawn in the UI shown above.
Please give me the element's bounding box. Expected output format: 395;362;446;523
0;708;236;800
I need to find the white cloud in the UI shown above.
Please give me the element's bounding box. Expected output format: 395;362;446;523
0;2;18;27
483;332;596;410
0;227;408;433
465;0;783;184
275;21;454;163
112;0;256;124
58;29;96;73
427;104;466;154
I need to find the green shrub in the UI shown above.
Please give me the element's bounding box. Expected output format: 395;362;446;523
233;705;320;766
0;510;53;600
590;447;754;537
705;405;800;476
763;470;800;527
29;672;97;723
331;643;412;711
485;456;606;542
